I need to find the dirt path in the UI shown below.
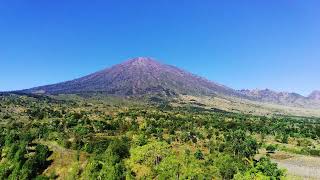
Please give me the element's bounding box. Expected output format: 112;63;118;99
271;152;320;180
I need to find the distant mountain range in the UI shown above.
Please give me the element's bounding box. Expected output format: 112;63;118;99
239;89;320;108
18;57;319;108
309;90;320;101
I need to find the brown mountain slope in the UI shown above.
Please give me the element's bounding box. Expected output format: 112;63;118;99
21;57;239;97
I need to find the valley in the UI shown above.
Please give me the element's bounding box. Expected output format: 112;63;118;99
0;93;319;179
2;0;320;179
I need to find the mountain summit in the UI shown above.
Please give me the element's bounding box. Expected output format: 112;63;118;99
22;57;237;96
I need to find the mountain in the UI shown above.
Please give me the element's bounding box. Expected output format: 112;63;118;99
18;57;320;109
309;90;320;101
238;89;320;108
21;57;238;97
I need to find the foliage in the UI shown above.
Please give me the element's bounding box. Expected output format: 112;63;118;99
0;94;319;179
266;144;277;153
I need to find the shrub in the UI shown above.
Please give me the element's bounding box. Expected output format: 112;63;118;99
194;149;204;160
266;144;277;153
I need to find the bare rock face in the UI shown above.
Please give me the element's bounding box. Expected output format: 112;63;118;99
309;90;320;101
22;57;237;96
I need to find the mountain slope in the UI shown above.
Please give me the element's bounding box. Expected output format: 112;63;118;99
22;57;238;97
309;90;320;101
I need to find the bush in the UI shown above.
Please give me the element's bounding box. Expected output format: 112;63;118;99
266;144;277;153
281;134;289;144
254;157;286;178
194;149;204;160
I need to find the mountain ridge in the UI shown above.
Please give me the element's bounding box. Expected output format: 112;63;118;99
238;88;320;108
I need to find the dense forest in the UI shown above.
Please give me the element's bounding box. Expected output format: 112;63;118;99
0;94;319;179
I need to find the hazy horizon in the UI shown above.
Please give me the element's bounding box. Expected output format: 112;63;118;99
1;1;319;95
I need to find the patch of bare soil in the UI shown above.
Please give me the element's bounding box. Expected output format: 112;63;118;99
271;153;293;160
271;152;320;180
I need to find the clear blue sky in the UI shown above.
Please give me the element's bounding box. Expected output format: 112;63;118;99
1;0;319;96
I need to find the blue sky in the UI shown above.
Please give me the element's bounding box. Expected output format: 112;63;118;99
0;0;319;96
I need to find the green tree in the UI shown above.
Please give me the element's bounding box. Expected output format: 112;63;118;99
194;149;204;160
266;144;277;153
35;144;50;167
226;130;259;158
